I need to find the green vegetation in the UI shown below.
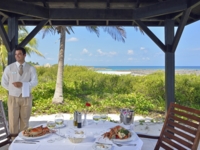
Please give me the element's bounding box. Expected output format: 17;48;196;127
0;65;200;117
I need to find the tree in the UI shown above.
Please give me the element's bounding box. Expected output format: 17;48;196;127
42;26;126;104
0;26;44;71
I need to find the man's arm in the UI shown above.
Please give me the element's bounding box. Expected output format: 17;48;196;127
1;67;9;90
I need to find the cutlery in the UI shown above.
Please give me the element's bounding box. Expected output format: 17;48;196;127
14;140;37;144
95;142;112;146
113;142;136;147
54;132;66;138
15;140;40;142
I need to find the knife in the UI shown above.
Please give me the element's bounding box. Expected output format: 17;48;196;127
14;140;36;144
15;140;40;142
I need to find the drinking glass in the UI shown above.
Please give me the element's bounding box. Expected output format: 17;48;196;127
100;114;108;123
93;114;100;125
55;114;64;140
46;120;56;143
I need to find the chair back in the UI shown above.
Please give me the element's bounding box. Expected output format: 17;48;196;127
0;100;11;147
155;103;200;150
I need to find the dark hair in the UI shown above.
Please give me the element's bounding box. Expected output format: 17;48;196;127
15;47;26;55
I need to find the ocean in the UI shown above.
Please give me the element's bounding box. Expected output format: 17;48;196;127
91;66;200;71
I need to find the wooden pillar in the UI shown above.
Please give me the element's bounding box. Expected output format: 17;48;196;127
165;19;175;112
7;17;18;65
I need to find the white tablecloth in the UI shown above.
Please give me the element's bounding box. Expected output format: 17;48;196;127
9;120;143;150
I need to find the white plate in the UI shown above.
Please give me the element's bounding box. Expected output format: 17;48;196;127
112;131;137;143
18;131;51;141
92;143;112;150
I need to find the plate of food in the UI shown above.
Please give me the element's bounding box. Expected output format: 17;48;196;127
92;143;112;150
102;125;137;143
19;125;51;140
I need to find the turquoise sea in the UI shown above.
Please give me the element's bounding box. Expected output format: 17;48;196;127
91;66;200;71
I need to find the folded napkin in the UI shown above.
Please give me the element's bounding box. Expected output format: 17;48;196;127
22;82;30;97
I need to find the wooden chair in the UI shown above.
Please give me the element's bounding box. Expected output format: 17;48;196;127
138;103;200;150
0;100;17;147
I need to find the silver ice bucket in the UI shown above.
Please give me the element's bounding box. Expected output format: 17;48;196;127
120;109;134;125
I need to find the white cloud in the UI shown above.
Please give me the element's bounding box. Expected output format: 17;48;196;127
82;48;89;54
128;57;133;61
81;48;92;56
67;37;78;42
97;49;105;55
127;50;134;55
140;47;145;50
97;49;117;56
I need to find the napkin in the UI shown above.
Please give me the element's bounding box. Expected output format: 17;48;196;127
22;82;30;97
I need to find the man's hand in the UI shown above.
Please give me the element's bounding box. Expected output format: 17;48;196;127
12;82;22;88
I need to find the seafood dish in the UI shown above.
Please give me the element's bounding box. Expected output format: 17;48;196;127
102;125;131;140
23;125;50;137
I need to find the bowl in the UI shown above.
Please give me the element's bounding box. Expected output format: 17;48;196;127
68;130;86;143
68;137;84;143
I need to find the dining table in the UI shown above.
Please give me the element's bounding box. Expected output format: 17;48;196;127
9;119;143;150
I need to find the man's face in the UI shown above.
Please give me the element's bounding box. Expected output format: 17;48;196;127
15;50;26;63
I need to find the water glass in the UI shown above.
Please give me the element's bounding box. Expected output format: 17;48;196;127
93;114;100;125
55;114;64;140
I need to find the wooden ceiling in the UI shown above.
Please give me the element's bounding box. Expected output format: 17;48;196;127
0;0;200;26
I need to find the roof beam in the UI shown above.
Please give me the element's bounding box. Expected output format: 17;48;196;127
49;9;134;20
172;8;191;52
134;20;166;52
188;0;200;9
18;20;48;47
134;0;188;19
0;0;48;19
0;20;10;52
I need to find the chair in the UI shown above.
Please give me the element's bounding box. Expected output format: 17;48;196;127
138;102;200;150
0;100;17;147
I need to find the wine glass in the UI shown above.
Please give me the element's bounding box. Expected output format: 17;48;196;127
55;114;64;140
46;120;56;143
93;114;100;125
100;114;108;123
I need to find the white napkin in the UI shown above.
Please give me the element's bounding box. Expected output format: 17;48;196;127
22;82;30;97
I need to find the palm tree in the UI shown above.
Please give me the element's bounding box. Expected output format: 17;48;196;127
0;26;44;71
42;26;126;104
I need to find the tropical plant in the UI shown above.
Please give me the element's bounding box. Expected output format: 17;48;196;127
42;26;126;104
0;26;44;71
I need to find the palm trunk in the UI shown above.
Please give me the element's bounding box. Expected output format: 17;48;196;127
52;26;66;104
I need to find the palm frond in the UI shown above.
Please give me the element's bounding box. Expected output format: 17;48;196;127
42;26;56;38
65;26;74;34
24;46;45;58
102;26;126;43
86;26;100;37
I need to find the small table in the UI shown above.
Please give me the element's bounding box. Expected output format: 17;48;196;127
9;120;143;150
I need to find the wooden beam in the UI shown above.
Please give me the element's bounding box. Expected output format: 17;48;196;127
188;0;200;9
134;0;188;19
8;17;18;64
0;20;10;52
0;0;48;19
18;20;48;47
165;19;175;112
134;20;166;52
172;8;191;52
49;9;134;20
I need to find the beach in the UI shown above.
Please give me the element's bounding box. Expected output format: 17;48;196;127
97;69;200;76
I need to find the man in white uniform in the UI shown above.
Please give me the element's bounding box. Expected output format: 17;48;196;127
1;47;38;135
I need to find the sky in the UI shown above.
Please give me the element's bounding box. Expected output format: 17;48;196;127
26;20;200;66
